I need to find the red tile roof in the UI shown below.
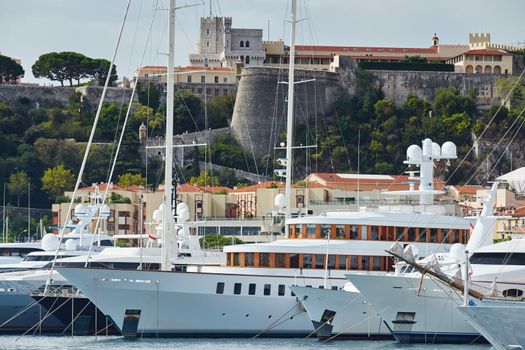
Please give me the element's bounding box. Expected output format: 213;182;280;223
202;186;232;193
296;45;438;54
307;173;444;191
79;183;126;191
231;181;284;193
140;65;233;72
177;183;201;193
454;185;483;195
462;49;510;55
513;206;525;217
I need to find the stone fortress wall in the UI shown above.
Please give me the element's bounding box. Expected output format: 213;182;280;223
0;85;136;109
231;57;513;158
230;67;340;158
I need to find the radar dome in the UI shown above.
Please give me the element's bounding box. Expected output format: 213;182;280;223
100;205;111;217
432;142;441;157
152;209;163;223
406;145;422;162
177;203;190;223
274;193;286;208
74;204;88;217
422;138;433;155
441;141;457;159
449;243;466;261
64;239;78;251
41;233;60;251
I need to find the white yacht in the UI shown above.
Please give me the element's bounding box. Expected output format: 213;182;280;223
0;242;43;267
346;233;525;344
289;182;499;341
56;0;480;338
458;299;525;350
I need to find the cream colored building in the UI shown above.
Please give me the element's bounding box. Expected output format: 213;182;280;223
448;49;513;74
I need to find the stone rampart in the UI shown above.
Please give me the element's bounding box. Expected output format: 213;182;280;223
0;85;136;109
231;67;340;158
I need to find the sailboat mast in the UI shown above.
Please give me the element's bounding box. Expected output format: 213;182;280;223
284;0;296;238
162;0;176;270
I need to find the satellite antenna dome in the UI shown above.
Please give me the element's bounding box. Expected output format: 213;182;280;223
100;205;111;217
177;203;190;222
41;233;60;251
74;204;88;217
274;193;286;208
64;239;78;251
449;243;466;261
441;141;457;158
432;142;441;157
152;209;163;223
422;138;433;155
406;145;422;162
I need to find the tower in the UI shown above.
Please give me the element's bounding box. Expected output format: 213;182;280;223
432;33;439;46
138;122;147;143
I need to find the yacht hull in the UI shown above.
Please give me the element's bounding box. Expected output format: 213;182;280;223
58;267;355;338
288;285;393;340
458;300;525;350
346;273;486;344
0;280;64;333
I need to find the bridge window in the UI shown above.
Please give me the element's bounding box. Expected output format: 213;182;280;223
248;283;256;295
264;284;271;296
278;284;285;296
233;283;242;295
216;282;225;294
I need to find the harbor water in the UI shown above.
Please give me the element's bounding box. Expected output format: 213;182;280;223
0;337;491;350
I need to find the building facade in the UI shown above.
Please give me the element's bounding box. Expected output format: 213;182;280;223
189;17;266;68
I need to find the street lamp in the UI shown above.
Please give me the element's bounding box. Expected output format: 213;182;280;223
15;229;27;242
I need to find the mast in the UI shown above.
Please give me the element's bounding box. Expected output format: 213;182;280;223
284;0;296;238
162;0;176;271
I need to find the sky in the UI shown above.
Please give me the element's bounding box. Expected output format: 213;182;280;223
1;0;524;84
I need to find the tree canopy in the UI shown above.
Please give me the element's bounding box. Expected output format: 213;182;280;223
0;55;24;84
41;165;75;200
32;52;117;86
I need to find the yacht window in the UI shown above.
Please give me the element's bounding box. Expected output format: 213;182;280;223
233;253;240;266
427;228;437;242
350;256;358;270
320;224;331;239
441;229;450;241
451;230;460;243
372;256;381;271
259;253;270;267
361;256;370;270
233;283;242;295
264;284;271;296
407;228;416;241
327;255;335;269
361;226;368;240
502;289;523;297
289;254;299;268
335;225;345;239
216;282;225;294
396;227;405;241
331;286;338;290
349;225;358;239
315;255;324;269
295;224;302;238
303;254;313;268
306;224;316;238
319;285;324;289
275;253;285;268
278;284;285;296
245;253;255;267
370;226;379;240
417;228;427;242
98;240;114;247
248;283;256;295
470;252;525;265
338;255;347;270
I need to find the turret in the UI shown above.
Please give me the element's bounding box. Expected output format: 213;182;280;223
432;33;439;46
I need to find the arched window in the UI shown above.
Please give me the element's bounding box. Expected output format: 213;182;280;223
246;41;250;48
493;65;502;74
240;55;244;63
466;65;474;74
245;56;250;64
240;41;244;47
475;65;483;74
484;65;492;74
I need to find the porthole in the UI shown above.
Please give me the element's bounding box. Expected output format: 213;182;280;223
502;289;523;298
